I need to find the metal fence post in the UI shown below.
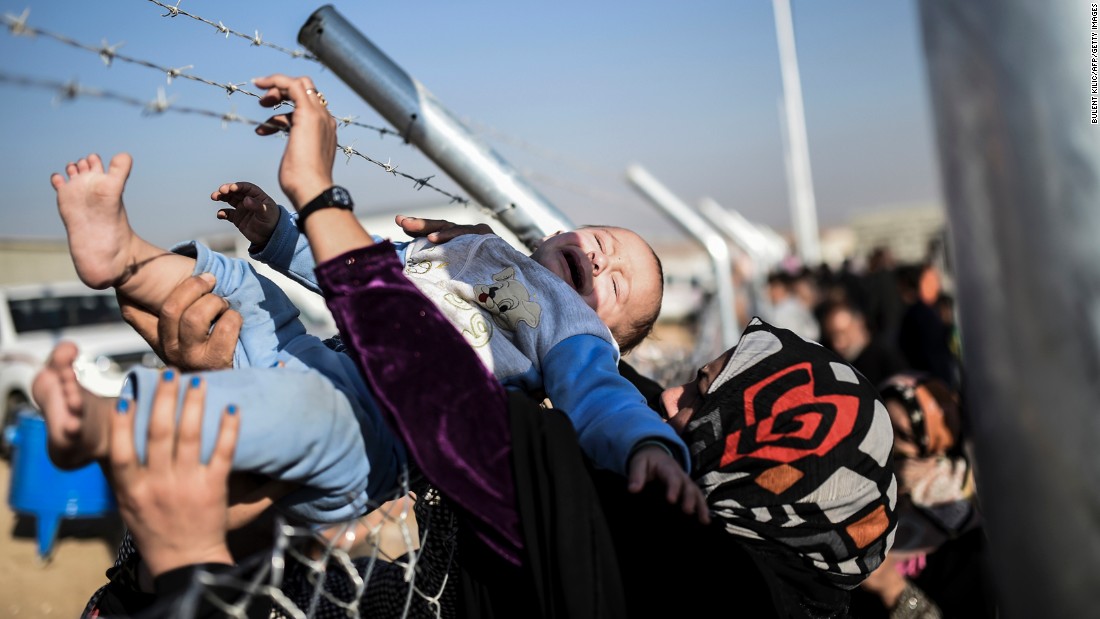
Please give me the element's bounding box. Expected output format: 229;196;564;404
918;1;1100;615
698;198;779;319
298;5;573;250
772;0;821;265
697;198;783;270
626;165;740;350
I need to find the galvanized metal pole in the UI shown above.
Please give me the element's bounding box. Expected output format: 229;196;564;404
772;0;821;265
626;165;740;349
698;198;774;319
298;6;573;250
698;198;774;268
919;1;1100;616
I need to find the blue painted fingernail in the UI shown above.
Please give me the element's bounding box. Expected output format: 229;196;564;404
190;376;201;388
163;369;175;382
116;399;129;414
227;404;238;415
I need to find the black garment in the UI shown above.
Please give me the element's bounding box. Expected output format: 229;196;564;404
86;578;157;618
485;379;850;619
90;562;271;619
593;465;850;618
897;303;957;388
910;528;996;618
154;564;272;619
850;338;909;389
848;528;996;619
837;269;870;319
618;360;666;414
456;390;627;618
862;270;904;344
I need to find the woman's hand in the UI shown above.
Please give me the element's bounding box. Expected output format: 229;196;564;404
109;372;239;578
252;73;375;262
117;274;241;373
252;74;337;210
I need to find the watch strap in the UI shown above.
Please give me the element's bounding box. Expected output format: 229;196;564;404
297;186;353;233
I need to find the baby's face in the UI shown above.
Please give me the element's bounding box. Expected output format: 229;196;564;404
531;226;661;342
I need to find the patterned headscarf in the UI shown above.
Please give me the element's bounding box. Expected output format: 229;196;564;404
681;318;897;589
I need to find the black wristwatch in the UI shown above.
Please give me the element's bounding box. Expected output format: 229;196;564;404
296;186;354;233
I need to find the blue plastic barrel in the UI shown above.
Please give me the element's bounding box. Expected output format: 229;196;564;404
7;410;117;559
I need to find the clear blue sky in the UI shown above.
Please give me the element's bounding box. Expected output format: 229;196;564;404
0;0;940;247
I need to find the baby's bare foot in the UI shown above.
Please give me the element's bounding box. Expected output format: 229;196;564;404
51;153;138;290
32;342;113;469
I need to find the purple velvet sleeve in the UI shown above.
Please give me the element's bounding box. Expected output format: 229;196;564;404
314;241;522;566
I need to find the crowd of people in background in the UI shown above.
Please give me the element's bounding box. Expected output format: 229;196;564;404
762;247;959;392
758;246;995;618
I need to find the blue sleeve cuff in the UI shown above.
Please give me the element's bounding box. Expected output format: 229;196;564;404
540;334;690;474
631;439;675;460
249;205;298;270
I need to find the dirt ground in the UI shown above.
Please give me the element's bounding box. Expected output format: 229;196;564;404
0;457;122;617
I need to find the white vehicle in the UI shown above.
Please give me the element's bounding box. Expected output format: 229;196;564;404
0;281;161;457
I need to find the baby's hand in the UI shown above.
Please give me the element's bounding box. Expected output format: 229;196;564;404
627;444;710;525
211;181;281;246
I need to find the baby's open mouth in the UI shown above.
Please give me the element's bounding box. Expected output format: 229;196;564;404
563;251;583;290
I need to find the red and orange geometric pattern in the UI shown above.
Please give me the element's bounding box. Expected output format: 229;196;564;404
683;318;897;589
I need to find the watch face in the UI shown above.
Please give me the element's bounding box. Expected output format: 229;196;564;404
331;186;351;207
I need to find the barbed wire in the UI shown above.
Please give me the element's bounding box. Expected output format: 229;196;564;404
0;72;253;120
0;71;470;204
337;137;469;204
4;3;663;215
1;8;622;213
136;1;620;211
146;0;318;63
0;10;404;140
